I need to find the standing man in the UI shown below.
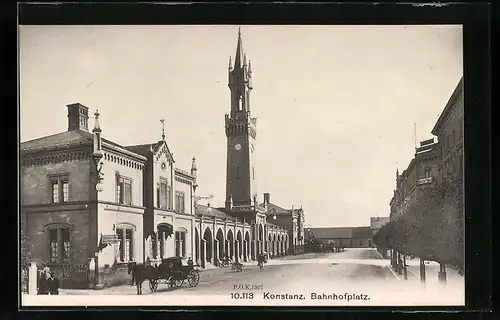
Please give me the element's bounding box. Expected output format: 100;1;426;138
37;269;49;295
47;271;60;295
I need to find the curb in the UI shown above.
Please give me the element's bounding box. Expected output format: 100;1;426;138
375;250;385;260
386;264;401;280
406;267;420;279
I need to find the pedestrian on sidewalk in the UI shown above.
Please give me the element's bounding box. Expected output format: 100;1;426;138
37;268;49;295
46;271;60;295
398;256;404;274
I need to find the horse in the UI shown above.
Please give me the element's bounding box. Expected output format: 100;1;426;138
127;262;158;295
231;262;243;272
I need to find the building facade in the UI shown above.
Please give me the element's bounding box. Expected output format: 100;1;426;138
21;104;149;288
190;29;304;266
370;216;390;235
389;138;441;221
431;77;464;182
387;76;464;267
20;28;307;288
307;227;374;248
389;76;463;224
124;138;197;264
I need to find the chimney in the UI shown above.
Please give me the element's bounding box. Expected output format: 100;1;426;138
263;193;270;205
67;103;89;131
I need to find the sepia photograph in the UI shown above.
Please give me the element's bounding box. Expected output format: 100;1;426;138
19;24;464;307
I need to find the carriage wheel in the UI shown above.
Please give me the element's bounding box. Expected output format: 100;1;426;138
149;279;158;292
174;279;184;288
187;270;200;287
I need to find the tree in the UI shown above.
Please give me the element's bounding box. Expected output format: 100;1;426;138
373;172;463;272
20;224;32;292
432;174;464;271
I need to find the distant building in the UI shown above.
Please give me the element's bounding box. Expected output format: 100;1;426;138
370;216;390;235
389;138;440;221
389;76;463;223
20;29;306;289
259;193;306;255
307;227;374;248
370;216;390;229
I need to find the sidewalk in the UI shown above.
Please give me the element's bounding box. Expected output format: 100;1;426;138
382;257;463;287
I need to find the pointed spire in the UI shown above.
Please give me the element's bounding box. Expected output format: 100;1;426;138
248;60;252;73
191;156;197;175
191;156;198;191
93;110;101;133
243;53;247;66
228;56;232;70
233;27;244;69
160;118;165;141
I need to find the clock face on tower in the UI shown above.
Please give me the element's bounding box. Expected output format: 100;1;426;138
235;144;242;151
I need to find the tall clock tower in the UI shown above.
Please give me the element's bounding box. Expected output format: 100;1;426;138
225;28;258;211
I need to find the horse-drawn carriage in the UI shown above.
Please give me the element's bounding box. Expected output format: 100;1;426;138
148;257;200;292
128;257;200;295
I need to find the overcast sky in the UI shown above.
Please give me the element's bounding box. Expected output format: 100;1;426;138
19;25;463;227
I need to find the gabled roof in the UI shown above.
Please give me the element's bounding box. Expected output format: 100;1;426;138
125;139;175;163
21;130;93;152
195;204;234;220
124;144;154;157
431;76;464;135
309;227;374;240
21;129;146;161
231;205;256;213
351;227;374;239
259;202;290;216
310;227;353;239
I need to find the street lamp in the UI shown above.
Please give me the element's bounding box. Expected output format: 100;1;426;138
95;161;104;192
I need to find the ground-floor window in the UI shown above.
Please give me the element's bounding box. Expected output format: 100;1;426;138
159;230;168;259
49;227;71;264
175;231;186;257
116;227;133;262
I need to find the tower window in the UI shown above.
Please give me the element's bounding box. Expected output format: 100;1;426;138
238;95;242;111
49;175;69;203
236;166;240;179
424;168;431;179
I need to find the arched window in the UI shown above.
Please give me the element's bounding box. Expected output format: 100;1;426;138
175;229;187;257
238;95;243;111
236;166;240;179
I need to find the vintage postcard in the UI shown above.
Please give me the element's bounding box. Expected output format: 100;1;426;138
19;25;464;307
